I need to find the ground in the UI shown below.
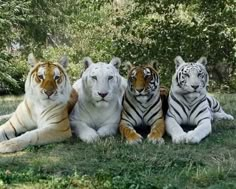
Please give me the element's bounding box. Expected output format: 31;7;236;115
0;94;236;189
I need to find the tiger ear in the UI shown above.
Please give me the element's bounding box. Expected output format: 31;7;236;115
83;57;93;70
150;60;159;71
110;57;121;70
125;61;134;71
197;56;207;66
174;56;185;70
28;53;37;67
58;56;68;68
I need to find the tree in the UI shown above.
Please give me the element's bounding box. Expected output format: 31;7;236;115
113;0;236;89
0;0;71;93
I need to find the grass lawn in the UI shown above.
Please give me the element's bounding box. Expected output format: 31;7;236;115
0;94;236;189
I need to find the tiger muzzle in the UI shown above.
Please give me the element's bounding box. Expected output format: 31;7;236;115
44;90;55;97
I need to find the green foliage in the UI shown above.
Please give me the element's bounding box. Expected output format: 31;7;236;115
0;0;116;94
65;2;115;62
1;0;236;93
0;1;29;48
113;0;236;89
0;0;69;94
0;52;22;94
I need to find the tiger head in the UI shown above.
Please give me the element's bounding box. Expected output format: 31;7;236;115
25;53;72;104
81;57;123;107
173;56;208;94
127;63;160;99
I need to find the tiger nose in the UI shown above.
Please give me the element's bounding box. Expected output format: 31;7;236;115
136;88;143;92
191;85;199;90
98;92;108;98
44;90;54;97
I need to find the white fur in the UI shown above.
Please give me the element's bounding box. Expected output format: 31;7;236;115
70;58;127;143
166;56;234;144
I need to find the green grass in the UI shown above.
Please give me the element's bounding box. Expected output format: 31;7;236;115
0;94;236;189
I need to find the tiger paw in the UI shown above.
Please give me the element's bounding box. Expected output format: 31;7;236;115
185;131;201;144
0;140;25;153
214;112;234;121
172;133;187;144
97;126;117;138
225;114;234;120
147;134;165;145
79;129;100;143
126;132;143;145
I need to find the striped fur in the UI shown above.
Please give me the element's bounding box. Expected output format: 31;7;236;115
0;54;77;153
166;56;234;144
119;64;166;144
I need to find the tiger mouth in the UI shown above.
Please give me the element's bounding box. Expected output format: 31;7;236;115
136;94;148;97
96;99;108;102
184;90;200;94
44;96;55;101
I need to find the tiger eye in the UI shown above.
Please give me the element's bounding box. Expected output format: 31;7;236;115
91;76;97;80
108;76;113;80
38;75;44;80
145;75;151;79
198;73;204;78
130;76;136;81
184;73;190;77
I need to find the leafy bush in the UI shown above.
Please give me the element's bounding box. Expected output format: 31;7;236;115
0;52;24;94
113;0;236;90
1;0;236;94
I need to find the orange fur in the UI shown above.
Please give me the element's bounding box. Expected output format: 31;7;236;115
119;64;166;144
160;86;169;117
67;88;78;114
147;118;165;142
119;122;142;143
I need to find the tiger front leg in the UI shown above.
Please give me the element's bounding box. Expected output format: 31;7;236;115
0;102;37;142
0;122;16;142
71;121;100;143
212;109;234;121
119;121;143;144
185;118;212;144
147;118;165;144
0;117;30;142
166;116;187;144
0;122;71;153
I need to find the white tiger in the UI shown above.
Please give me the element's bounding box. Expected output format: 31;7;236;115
166;56;234;144
70;57;127;143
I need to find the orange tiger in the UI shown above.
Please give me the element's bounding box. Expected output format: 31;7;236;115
119;63;168;144
0;53;77;153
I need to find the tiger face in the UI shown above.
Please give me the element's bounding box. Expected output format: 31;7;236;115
81;57;123;107
128;65;160;98
25;54;72;104
174;56;208;94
